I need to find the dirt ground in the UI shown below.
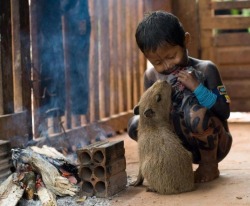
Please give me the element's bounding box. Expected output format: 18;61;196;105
1;115;249;206
109;121;250;206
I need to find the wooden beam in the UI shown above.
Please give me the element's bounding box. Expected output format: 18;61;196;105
33;111;134;149
30;0;43;138
214;33;250;47
151;0;172;11
219;65;250;79
172;0;200;58
19;0;32;139
211;1;250;10
0;111;29;141
224;80;250;99
89;0;100;122
216;47;250;64
0;0;14;114
200;16;250;30
11;0;22;112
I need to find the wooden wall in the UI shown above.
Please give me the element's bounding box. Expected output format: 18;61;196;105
199;0;250;112
0;0;32;141
29;0;150;142
2;0;249;147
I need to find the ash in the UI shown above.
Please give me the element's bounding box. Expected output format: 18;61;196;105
1;177;111;206
18;196;111;206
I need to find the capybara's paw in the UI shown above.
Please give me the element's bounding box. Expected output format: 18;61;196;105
130;179;143;187
194;163;220;183
146;187;156;193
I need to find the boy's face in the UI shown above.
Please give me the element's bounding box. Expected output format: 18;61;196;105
145;43;188;75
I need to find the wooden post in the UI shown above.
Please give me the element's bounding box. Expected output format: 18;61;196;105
11;0;22;112
98;0;110;119
117;0;126;113
109;0;119;115
30;0;43;138
89;0;100;122
61;15;72;130
172;0;200;58
19;0;33;139
125;0;133;111
0;0;14;114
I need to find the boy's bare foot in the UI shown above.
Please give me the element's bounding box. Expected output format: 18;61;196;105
194;162;220;183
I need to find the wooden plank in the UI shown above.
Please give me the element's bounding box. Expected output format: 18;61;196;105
219;65;250;79
214;32;250;47
216;47;250;64
198;0;214;61
200;16;250;30
89;0;100;122
98;0;107;119
230;99;250;112
117;0;126;113
172;0;200;58
11;0;23;112
224;80;250;99
19;0;32;138
1;0;14;114
200;29;213;48
61;15;72;129
30;0;44;138
109;0;118;115
125;0;133;111
138;1;147;96
199;0;213;18
132;1;139;106
0;111;29;140
152;0;172;11
100;0;110;118
100;111;133;133
34;111;134;150
0;174;24;206
0;17;3;115
211;1;250;10
200;30;215;61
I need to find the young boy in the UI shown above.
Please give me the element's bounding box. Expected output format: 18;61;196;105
128;11;232;183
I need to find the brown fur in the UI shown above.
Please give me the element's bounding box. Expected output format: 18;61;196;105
132;80;194;194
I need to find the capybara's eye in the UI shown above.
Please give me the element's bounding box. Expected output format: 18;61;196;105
156;94;161;102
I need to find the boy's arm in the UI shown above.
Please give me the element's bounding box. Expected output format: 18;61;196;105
204;62;230;120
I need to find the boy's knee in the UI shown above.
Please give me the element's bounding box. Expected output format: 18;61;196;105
127;115;139;141
185;106;210;134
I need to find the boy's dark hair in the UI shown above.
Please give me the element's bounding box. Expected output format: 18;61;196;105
135;11;186;53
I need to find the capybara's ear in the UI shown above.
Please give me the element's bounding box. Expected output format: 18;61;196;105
144;108;155;118
134;105;139;115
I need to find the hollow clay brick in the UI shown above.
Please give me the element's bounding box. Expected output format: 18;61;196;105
77;140;127;197
81;171;127;197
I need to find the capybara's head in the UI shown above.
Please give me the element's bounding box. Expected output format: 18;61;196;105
134;80;172;124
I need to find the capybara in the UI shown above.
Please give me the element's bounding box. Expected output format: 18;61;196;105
131;80;194;194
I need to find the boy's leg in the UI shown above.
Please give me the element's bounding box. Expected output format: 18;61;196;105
174;104;232;183
127;115;140;141
187;105;232;182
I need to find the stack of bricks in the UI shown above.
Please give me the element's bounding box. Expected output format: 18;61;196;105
0;140;12;179
77;140;127;197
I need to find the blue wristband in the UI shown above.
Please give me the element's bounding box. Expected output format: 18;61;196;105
193;83;217;109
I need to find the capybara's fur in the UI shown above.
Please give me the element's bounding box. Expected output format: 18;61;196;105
132;80;194;194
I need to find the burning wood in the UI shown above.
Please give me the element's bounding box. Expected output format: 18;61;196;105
0;145;80;205
0;173;24;206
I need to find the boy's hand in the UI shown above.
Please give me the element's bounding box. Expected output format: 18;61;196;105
177;70;199;92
